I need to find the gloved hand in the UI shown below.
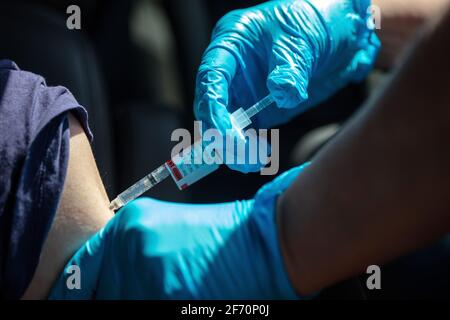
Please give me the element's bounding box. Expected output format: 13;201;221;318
48;164;310;300
194;0;380;172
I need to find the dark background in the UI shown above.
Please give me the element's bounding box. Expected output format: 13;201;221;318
0;0;366;204
1;0;448;299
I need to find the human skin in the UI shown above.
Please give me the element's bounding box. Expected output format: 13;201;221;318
20;0;450;299
372;0;450;68
279;5;450;296
22;114;113;299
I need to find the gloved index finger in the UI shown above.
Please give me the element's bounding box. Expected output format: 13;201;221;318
194;47;238;135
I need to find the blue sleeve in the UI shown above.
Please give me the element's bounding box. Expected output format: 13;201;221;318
0;59;92;299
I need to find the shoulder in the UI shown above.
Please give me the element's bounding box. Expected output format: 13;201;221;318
0;59;91;140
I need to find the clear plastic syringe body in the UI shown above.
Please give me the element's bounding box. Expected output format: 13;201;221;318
109;95;274;211
109;164;169;211
229;95;274;130
246;95;274;118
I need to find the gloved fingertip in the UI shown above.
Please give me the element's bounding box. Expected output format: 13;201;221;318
194;65;234;135
226;163;258;174
347;34;381;82
212;107;233;134
267;68;309;109
222;129;271;174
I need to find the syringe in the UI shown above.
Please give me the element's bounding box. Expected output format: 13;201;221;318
109;95;274;211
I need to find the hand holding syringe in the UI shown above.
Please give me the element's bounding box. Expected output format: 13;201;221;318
109;95;274;211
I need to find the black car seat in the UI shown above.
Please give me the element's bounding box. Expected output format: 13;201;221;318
0;0;188;202
0;0;117;195
90;0;189;202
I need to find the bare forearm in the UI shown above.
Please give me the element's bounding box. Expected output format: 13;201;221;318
280;7;450;296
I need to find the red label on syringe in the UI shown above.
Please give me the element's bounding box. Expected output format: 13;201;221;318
164;141;221;190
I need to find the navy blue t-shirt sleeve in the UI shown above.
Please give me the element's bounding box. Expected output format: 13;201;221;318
0;59;93;299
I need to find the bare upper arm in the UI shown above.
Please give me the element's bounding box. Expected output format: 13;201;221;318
277;7;450;296
22;113;113;299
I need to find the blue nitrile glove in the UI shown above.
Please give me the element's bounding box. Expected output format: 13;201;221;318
194;0;380;172
48;164;310;300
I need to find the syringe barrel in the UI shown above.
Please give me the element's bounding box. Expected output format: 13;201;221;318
164;140;221;190
112;164;169;209
110;95;274;211
114;175;155;206
245;95;274;118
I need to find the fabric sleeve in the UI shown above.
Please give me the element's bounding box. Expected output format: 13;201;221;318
0;59;93;299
